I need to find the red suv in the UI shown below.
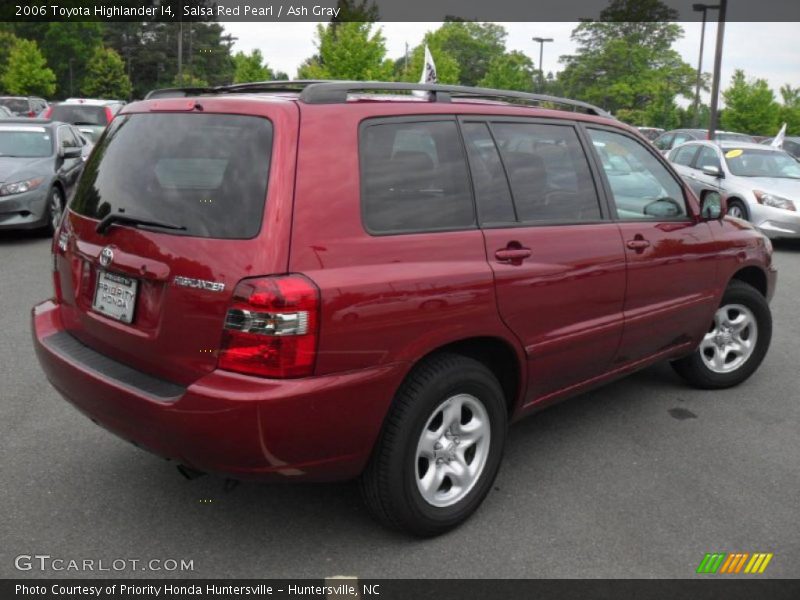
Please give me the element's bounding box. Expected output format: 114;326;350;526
32;81;776;536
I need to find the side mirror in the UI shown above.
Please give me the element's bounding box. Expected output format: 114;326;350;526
702;164;723;178
700;191;727;220
60;146;81;159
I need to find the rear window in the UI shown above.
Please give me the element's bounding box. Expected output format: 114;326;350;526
70;113;273;239
50;105;109;126
360;120;474;234
0;98;28;113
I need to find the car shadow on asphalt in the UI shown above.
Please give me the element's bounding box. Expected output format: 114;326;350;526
0;229;51;245
771;238;800;252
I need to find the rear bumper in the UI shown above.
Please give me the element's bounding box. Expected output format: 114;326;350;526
32;300;406;481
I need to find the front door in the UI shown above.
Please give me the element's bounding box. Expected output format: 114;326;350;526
585;127;719;367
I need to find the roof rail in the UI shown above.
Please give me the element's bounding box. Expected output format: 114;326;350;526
299;81;613;117
144;80;612;118
144;80;334;100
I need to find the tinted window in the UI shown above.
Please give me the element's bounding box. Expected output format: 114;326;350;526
71;113;273;239
461;122;516;224
696;146;721;171
50;105;109;126
0;126;53;157
588;128;687;220
491;122;601;222
671;144;699;166
360;120;474;233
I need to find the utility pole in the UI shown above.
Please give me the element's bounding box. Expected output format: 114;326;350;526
707;0;727;140
532;37;554;93
692;4;720;127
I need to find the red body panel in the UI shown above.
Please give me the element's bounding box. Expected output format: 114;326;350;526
32;94;777;481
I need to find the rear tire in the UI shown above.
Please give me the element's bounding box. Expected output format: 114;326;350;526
671;280;771;389
360;353;507;537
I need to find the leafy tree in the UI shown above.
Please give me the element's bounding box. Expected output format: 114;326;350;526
233;50;274;83
479;51;535;92
558;0;695;122
428;21;507;87
778;84;800;135
720;70;779;135
81;46;133;99
172;73;209;88
394;38;460;85
297;22;393;80
0;31;20;92
2;38;56;97
42;23;104;98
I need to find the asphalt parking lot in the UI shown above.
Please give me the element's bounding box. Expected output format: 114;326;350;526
1;230;798;579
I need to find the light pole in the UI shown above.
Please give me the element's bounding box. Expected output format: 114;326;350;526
692;3;719;127
532;37;554;93
708;0;727;141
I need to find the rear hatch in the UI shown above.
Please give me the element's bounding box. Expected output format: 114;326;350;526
54;98;298;385
49;104;110;141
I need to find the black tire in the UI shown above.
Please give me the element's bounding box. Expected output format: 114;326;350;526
727;198;749;221
671;280;771;389
360;353;507;537
44;186;64;236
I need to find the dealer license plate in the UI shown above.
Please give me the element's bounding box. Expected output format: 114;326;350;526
92;270;138;324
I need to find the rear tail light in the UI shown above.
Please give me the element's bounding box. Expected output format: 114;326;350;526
42;106;52;119
104;106;114;124
219;275;320;378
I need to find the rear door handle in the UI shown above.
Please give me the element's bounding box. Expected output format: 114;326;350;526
626;239;651;250
495;247;532;262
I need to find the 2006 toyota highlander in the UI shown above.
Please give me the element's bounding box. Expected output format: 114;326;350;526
32;81;776;536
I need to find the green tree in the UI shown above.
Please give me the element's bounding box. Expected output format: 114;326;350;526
0;31;20;91
42;23;104;98
297;22;393;80
558;0;696;123
81;46;132;99
479;51;535;92
172;73;209;88
2;38;56;97
394;38;460;84
429;21;507;87
778;84;800;135
232;49;274;83
720;70;779;135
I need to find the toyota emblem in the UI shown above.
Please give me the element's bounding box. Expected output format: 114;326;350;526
99;246;114;267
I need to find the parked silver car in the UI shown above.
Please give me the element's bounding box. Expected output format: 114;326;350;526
668;140;800;239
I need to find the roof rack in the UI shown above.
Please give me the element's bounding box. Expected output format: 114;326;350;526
144;80;612;118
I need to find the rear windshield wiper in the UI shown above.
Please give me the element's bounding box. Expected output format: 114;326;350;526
96;213;187;235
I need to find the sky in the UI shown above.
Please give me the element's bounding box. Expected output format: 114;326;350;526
224;21;800;106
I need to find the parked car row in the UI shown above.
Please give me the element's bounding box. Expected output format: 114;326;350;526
667;140;800;239
653;128;756;154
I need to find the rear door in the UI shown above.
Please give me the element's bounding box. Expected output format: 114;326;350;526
461;117;627;403
54;100;298;385
584;126;718;366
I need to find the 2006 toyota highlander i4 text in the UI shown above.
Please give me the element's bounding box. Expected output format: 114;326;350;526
32;81;777;536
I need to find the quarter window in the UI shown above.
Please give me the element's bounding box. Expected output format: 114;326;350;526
491;122;602;222
360;120;474;233
588;128;687;220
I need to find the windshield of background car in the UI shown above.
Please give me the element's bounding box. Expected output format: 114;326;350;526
724;148;800;178
70;113;273;239
0;98;28;113
0;126;53;157
49;105;109;126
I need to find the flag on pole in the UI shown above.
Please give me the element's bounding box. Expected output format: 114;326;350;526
420;45;438;84
771;123;787;148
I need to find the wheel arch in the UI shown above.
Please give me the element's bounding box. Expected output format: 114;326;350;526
730;265;768;297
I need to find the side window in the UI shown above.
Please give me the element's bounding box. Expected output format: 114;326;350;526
587;128;688;221
460;122;516;224
654;134;673;151
360;120;474;234
491;122;602;223
696;146;721;171
670;144;699;166
671;133;692;148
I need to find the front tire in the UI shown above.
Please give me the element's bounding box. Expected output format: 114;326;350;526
360;353;507;536
672;280;771;389
727;199;748;221
44;186;64;236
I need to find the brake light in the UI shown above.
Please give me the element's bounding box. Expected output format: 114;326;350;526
105;106;114;124
219;275;320;378
43;106;52;119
